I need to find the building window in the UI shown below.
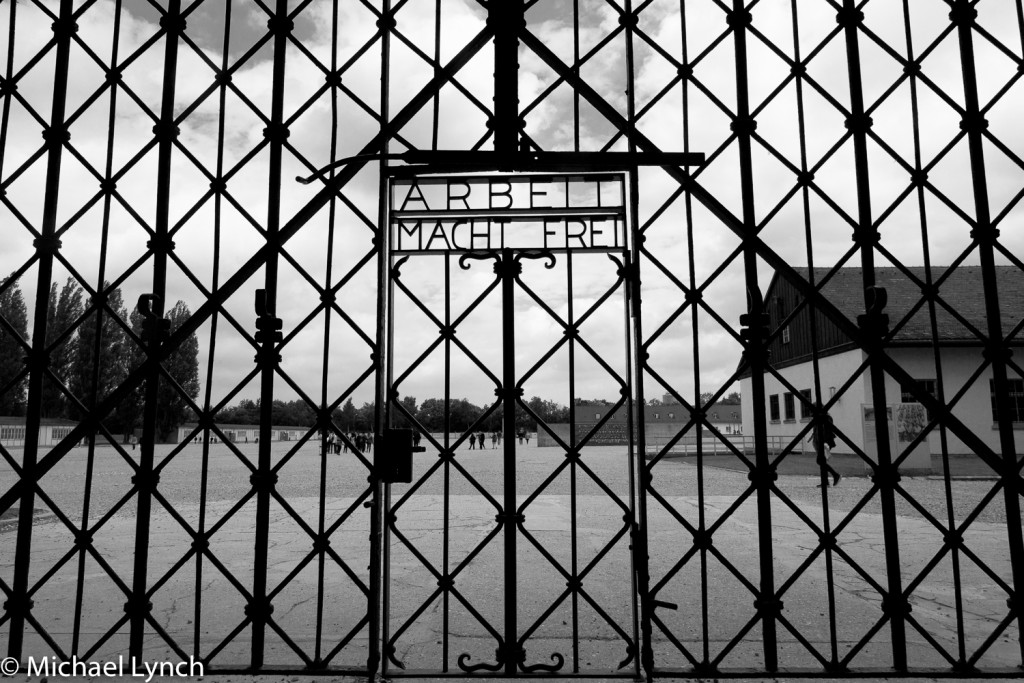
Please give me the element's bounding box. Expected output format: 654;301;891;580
991;379;1024;423
595;412;602;420
902;379;936;420
668;412;674;420
901;379;935;404
769;395;780;422
653;413;659;420
781;327;790;344
799;389;812;419
783;392;795;421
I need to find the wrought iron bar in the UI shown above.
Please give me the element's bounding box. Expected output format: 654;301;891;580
129;293;168;659
373;1;394;676
730;0;779;671
501;248;518;675
951;0;1024;666
250;0;290;668
7;0;74;661
566;251;580;672
491;0;523;154
839;0;908;670
618;9;643;675
127;0;181;659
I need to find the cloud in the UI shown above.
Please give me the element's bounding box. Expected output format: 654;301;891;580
1;0;1022;415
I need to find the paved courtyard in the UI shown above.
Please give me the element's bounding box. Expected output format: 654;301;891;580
1;441;1020;675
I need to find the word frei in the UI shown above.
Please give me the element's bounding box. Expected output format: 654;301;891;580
23;655;204;681
390;173;628;252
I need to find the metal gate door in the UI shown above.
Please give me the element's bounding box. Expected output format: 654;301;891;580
381;216;640;675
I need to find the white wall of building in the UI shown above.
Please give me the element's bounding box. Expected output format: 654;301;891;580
881;347;1015;457
742;349;867;455
742;347;1017;457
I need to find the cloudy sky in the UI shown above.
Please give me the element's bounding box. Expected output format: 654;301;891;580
1;0;1022;417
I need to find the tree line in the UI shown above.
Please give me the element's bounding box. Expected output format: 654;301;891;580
216;395;577;433
0;273;200;442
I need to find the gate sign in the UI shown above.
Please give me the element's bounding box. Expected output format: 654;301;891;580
389;172;627;253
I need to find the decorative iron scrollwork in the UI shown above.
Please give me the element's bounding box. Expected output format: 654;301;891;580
458;250;500;270
456;651;503;673
384;642;405;670
617;643;636;670
518;650;565;673
515;249;556;270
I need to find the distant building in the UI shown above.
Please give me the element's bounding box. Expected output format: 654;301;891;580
0;417;78;447
537;399;743;450
739;266;1023;459
174;423;309;444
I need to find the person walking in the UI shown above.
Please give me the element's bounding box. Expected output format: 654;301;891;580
811;407;841;487
491;432;498;449
477;432;485;450
469;433;477;450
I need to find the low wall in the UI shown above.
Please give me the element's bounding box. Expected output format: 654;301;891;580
537;422;806;457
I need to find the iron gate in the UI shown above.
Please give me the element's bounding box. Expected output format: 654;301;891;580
381;169;640;675
1;0;1023;678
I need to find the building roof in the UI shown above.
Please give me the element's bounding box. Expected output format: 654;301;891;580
774;265;1023;344
736;265;1023;377
0;416;76;426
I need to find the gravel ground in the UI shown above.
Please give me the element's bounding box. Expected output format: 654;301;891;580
0;440;1013;528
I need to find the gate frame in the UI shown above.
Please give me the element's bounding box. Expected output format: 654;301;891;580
375;163;661;678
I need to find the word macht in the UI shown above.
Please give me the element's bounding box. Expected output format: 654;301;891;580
393;217;624;252
390;173;627;252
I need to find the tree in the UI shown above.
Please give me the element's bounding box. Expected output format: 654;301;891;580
0;273;29;416
449;398;482;431
154;300;200;441
394;395;418;428
220;398;259;424
333;397;358;431
355;401;375;431
417;397;445;432
72;286;131;433
40;277;83;418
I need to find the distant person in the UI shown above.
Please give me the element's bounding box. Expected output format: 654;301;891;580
811;409;841;487
517;429;524;445
469;433;477;450
413;431;421;447
525;432;530;445
477;432;485;450
491;432;497;449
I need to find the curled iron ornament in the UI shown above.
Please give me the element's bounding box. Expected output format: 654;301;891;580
515;249;556;270
458;250;500;270
519;651;565;673
384;642;405;670
390;254;410;280
617;643;636;670
456;652;503;673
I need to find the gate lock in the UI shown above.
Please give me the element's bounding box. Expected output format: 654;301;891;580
376;428;426;483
